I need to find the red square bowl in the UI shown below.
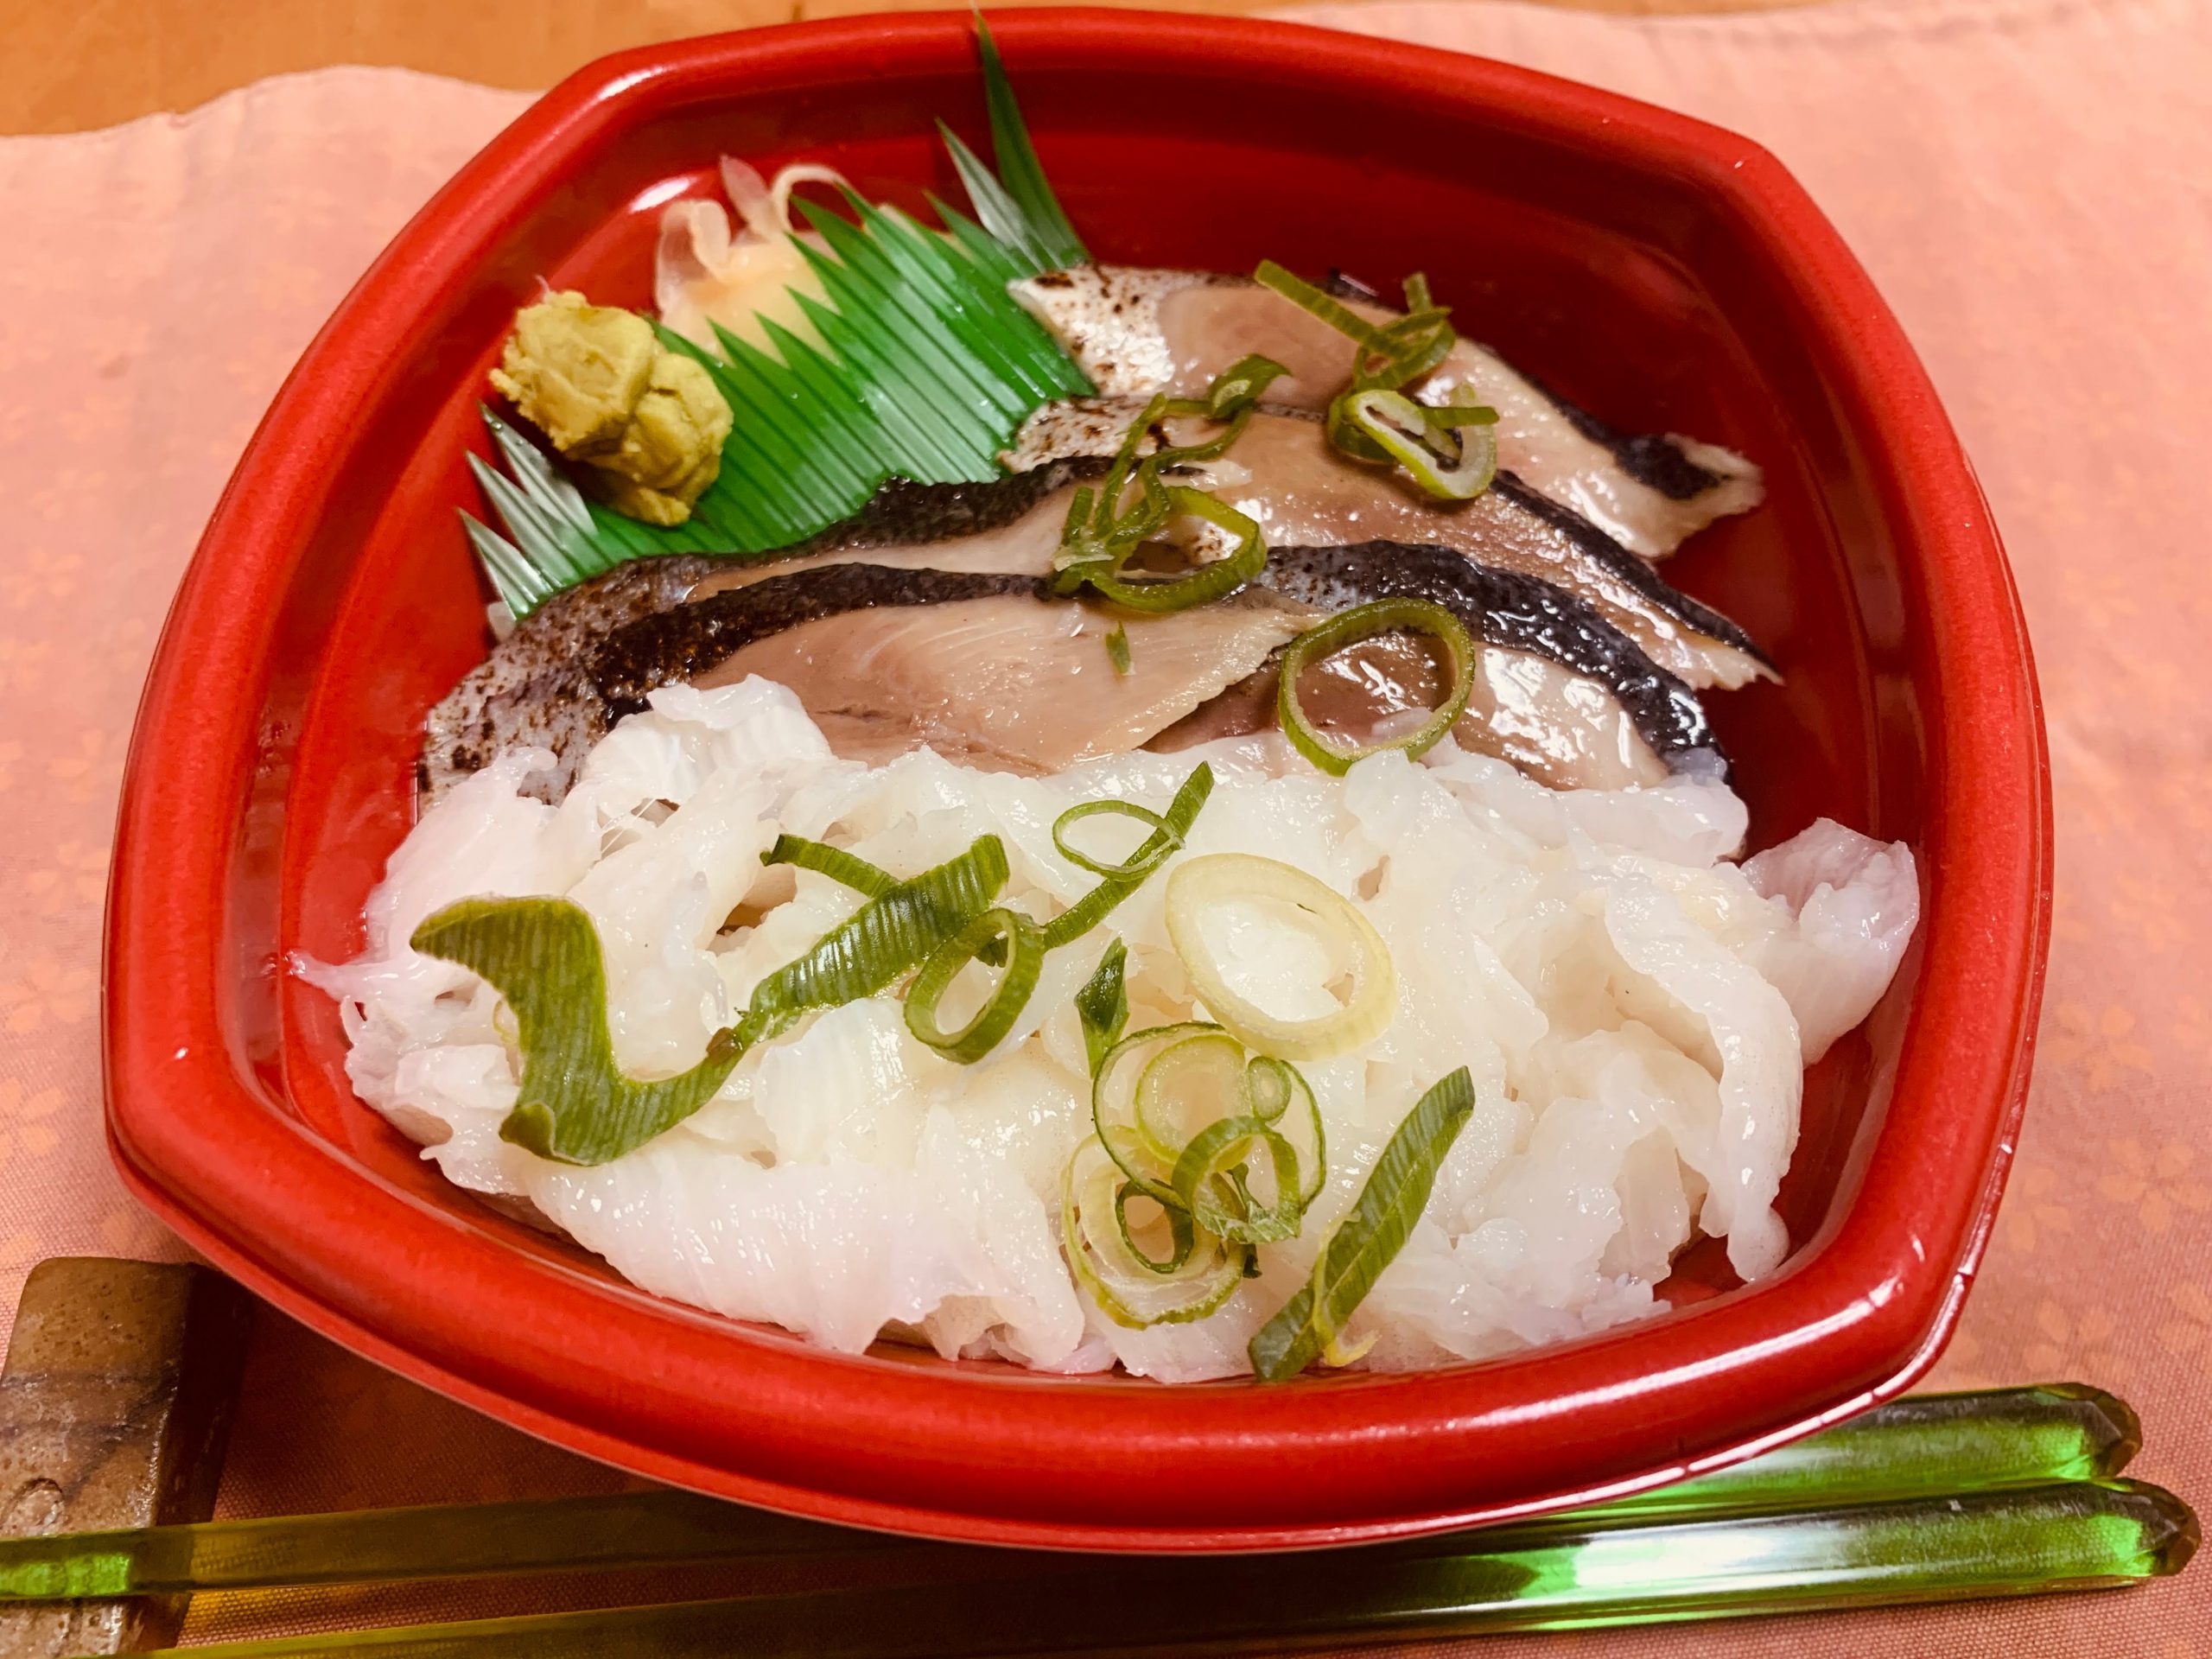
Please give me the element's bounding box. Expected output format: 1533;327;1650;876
105;9;2050;1550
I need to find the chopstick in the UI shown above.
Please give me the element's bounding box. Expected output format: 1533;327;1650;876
0;1382;2143;1599
104;1479;2200;1656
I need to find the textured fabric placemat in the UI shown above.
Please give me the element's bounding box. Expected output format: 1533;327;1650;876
0;0;2204;1646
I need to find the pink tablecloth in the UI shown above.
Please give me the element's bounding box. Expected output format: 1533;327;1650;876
1;0;2206;1648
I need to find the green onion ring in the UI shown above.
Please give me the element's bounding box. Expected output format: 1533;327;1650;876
1173;1116;1306;1245
1332;388;1498;501
1042;762;1213;950
1277;598;1478;777
1243;1054;1325;1207
1062;1136;1245;1328
1135;1031;1248;1165
1076;488;1264;613
1052;799;1180;881
1243;1054;1296;1122
1113;1179;1198;1274
903;905;1045;1065
1163;853;1398;1061
1092;1020;1221;1199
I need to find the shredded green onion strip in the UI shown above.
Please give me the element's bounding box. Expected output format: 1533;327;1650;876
760;834;896;899
1248;1065;1477;1382
904;906;1046;1064
410;832;1013;1166
1275;598;1478;778
1052;357;1287;613
1042;763;1213;950
1075;940;1130;1076
1252;260;1501;501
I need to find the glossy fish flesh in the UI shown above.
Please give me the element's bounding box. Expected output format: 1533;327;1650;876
1009;266;1764;560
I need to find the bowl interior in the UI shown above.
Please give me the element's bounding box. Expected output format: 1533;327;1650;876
262;33;1921;1359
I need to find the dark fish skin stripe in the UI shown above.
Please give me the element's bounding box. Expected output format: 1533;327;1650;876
785;459;1103;553
1505;363;1726;503
592;566;1052;714
1490;471;1773;671
1259;543;1724;770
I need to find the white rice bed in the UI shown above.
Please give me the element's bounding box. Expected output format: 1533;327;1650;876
304;678;1919;1382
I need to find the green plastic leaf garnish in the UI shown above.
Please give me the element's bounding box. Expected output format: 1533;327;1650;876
1075;939;1129;1077
1248;1065;1475;1381
965;14;1088;270
467;16;1094;619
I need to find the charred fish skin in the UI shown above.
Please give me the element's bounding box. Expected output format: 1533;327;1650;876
593;566;1052;714
1258;543;1726;776
419;554;712;804
792;460;1103;554
1486;472;1773;680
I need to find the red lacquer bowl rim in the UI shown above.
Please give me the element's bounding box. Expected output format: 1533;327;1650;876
105;9;2050;1552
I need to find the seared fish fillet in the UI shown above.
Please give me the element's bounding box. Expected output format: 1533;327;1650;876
1009;266;1764;561
1001;404;1770;690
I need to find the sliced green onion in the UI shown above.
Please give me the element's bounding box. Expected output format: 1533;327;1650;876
903;905;1046;1064
1254;259;1392;350
1249;1066;1475;1381
1172;1116;1305;1245
1205;353;1291;419
1250;259;1500;499
1074;939;1129;1077
1135;1031;1249;1163
1093;1026;1326;1247
410;898;756;1166
1041;763;1213;950
1075;488;1264;613
1249;1055;1326;1207
1052;358;1284;604
760;835;896;899
412;836;1012;1165
1111;1179;1198;1274
1277;598;1478;778
1092;1021;1221;1198
1052;799;1181;881
1163;854;1397;1060
1331;387;1497;499
1062;1136;1245;1327
749;836;1008;1020
1104;624;1132;675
